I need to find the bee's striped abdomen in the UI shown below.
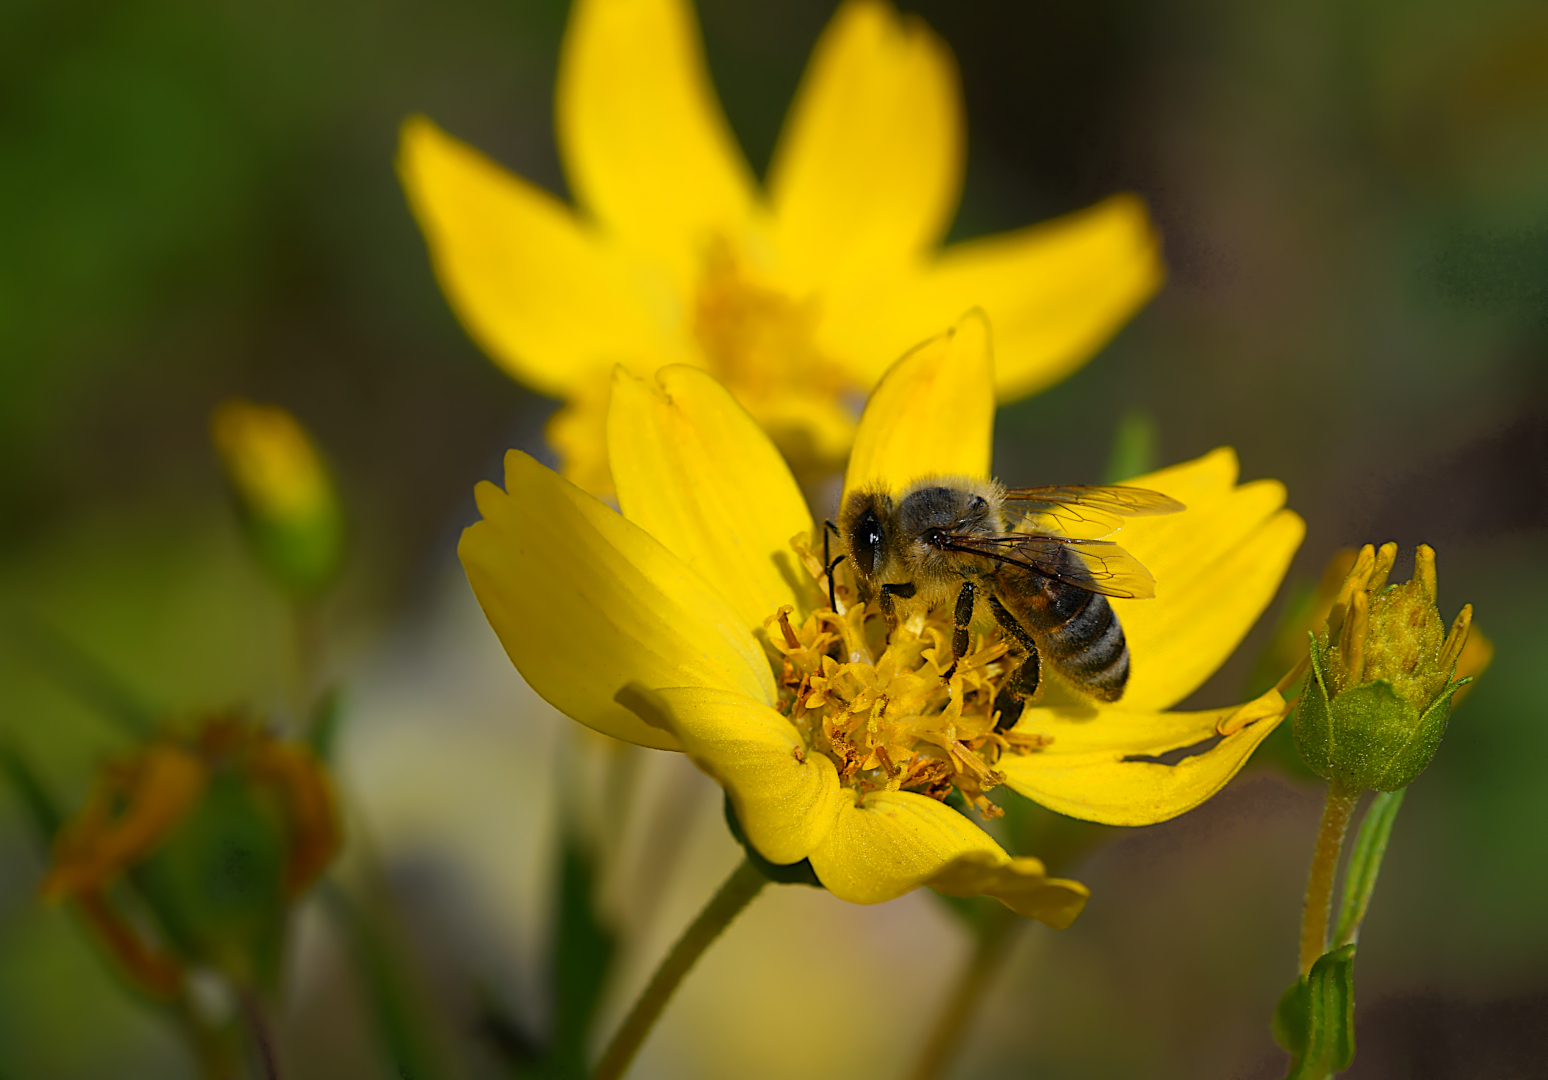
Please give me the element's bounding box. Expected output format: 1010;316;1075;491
993;557;1131;703
1037;588;1129;701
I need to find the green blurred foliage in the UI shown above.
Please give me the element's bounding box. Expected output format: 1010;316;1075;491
1;0;1546;1076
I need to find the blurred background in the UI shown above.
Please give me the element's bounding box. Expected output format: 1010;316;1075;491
2;0;1546;1076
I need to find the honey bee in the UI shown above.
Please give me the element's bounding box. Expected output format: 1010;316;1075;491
830;478;1184;730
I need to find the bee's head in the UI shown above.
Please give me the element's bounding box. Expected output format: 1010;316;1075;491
839;489;891;585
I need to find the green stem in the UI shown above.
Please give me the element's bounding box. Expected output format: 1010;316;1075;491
290;598;321;726
237;986;281;1080
1299;783;1360;975
591;857;766;1080
909;907;1019;1080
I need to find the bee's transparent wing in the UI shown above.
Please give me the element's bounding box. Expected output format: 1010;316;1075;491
1000;485;1184;540
941;533;1158;600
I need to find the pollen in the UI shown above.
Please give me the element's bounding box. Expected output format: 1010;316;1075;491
761;537;1053;820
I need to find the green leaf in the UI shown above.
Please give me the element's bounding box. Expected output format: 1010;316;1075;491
547;830;617;1079
1103;410;1158;484
10;617;156;738
1334;789;1405;946
320;882;450;1080
1273;944;1357;1079
308;688;344;764
0;738;64;844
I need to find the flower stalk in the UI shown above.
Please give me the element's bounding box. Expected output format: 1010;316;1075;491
910;905;1019;1080
1298;783;1359;976
591;857;767;1080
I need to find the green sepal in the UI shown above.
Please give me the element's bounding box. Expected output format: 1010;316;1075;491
1295;631;1457;792
239;501;345;600
1365;682;1454;792
131;773;289;991
1328;681;1437;792
1273;944;1356;1079
722;795;822;888
1293;632;1335;780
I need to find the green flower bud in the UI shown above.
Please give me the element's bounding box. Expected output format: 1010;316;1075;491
211;399;345;597
43;717;343;994
1294;544;1472;792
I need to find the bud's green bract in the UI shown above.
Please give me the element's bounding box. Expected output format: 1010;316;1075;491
1294;544;1472;792
43;717;343;994
211;399;345;597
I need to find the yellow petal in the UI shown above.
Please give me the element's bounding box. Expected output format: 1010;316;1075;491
928;852;1090;929
807;788;1003;904
843;311;994;497
821;195;1162;397
75;890;184;1000
1108;448;1305;711
768;0;962;290
608;366;814;632
1000;688;1291;825
556;0;756;275
647;686;844;865
459;451;776;750
247;740;342;896
545;373;620;497
398;117;668;397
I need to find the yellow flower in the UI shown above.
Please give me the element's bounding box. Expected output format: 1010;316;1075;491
401;0;1163;494
459;313;1304;925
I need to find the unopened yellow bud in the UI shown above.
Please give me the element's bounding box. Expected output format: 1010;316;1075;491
211;400;344;596
1295;544;1474;791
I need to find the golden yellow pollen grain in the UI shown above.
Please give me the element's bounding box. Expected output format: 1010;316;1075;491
766;548;1029;820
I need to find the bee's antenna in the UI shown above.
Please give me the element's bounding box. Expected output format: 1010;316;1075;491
823;520;845;612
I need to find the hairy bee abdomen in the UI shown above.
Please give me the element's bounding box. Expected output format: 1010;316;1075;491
994;566;1130;703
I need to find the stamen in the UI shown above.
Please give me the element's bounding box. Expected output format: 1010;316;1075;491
777;535;1052;815
775;606;801;650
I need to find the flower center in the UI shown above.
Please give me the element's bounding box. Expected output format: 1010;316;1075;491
765;537;1052;818
691;242;855;480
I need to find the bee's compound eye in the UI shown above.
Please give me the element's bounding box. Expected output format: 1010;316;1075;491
849;508;885;579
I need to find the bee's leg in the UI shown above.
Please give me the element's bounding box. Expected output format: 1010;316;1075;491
989;595;1041;732
941;580;976;682
822;521;846;612
879;582;915;640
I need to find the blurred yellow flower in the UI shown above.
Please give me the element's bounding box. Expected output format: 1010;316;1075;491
459;314;1303;925
401;0;1163;494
